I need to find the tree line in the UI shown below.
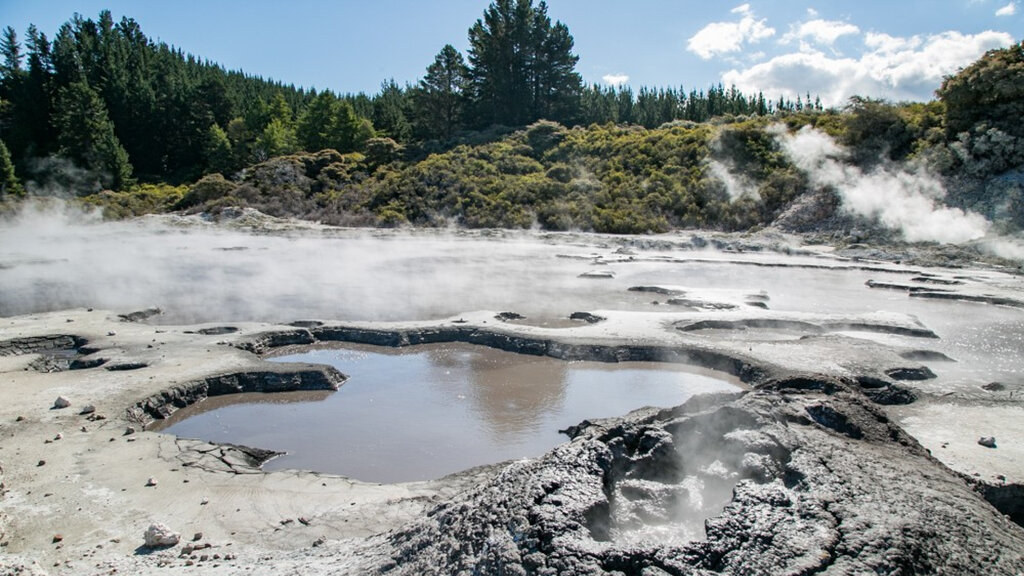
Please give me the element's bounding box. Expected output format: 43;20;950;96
0;0;821;196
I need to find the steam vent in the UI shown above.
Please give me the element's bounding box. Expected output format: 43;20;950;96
0;219;1021;575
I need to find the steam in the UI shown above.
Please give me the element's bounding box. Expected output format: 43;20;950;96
708;160;760;202
25;156;110;197
0;201;654;323
772;125;991;244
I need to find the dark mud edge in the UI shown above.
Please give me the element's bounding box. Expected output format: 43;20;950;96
0;334;88;357
127;365;346;428
238;324;919;405
240;326;768;382
348;377;1024;574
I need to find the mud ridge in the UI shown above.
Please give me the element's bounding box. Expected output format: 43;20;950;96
351;383;1024;575
128;366;346;427
242;324;770;384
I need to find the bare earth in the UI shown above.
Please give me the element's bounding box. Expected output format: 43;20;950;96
1;223;1023;574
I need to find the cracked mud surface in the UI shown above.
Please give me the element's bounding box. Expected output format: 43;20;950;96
1;227;1023;575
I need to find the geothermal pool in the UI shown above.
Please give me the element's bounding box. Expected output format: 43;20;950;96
157;343;741;482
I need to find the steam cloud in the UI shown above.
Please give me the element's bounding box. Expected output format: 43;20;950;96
708;160;760;202
0;202;663;323
772;125;991;244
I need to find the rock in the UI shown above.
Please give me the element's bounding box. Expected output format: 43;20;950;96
569;312;606;324
79;405;96;415
53;396;71;409
146;477;158;487
143;523;180;548
979;436;998;448
107;331;117;336
52;534;63;543
37;460;45;467
124;426;136;435
192;532;203;541
53;433;62;441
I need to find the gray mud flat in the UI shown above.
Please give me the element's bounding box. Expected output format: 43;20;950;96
1;225;1023;575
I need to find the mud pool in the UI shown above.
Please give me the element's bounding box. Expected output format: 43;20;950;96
157;343;741;482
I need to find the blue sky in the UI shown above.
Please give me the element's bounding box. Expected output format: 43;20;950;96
1;1;1020;105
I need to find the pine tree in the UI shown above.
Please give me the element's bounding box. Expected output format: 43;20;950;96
466;0;581;127
412;44;468;140
54;79;133;191
297;91;339;152
203;123;233;175
372;79;412;142
0;26;23;79
0;139;24;196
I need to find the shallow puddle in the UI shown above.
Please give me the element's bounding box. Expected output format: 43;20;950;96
158;343;741;483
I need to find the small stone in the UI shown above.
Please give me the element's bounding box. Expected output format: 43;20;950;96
52;534;63;543
200;554;209;562
200;497;209;505
107;331;117;336
298;517;311;526
53;396;71;409
80;426;87;432
192;532;202;541
124;426;136;435
143;523;180;548
184;560;194;566
79;405;96;415
978;436;997;448
146;477;158;487
312;536;326;547
54;433;63;441
37;459;45;467
181;544;193;555
15;416;25;422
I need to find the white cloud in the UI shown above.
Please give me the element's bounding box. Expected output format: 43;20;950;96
996;2;1017;15
687;3;776;60
602;74;630;87
722;30;1014;106
782;19;860;46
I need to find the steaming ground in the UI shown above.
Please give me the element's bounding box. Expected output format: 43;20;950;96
2;209;1024;574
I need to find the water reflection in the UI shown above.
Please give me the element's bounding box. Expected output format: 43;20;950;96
160;343;740;483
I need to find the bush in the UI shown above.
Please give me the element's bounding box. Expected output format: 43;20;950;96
176;173;238;209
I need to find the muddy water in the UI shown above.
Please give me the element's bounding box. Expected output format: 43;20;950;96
159;343;741;482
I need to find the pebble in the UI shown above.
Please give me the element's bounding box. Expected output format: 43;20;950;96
54;433;63;441
124;427;136;436
80;405;96;415
146;477;158;487
52;534;63;543
53;396;71;409
193;532;203;541
37;459;45;466
978;436;997;448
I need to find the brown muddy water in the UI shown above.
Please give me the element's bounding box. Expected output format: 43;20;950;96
157;343;741;482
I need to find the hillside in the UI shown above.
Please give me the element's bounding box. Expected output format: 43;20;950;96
0;9;1022;249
